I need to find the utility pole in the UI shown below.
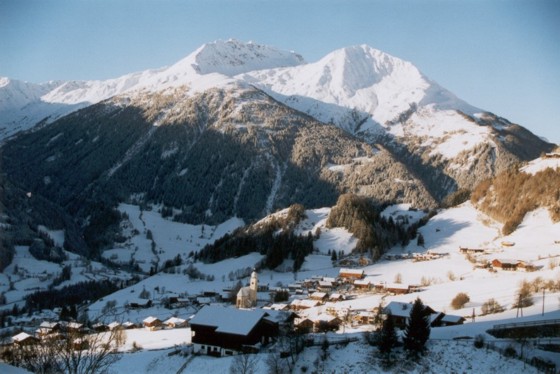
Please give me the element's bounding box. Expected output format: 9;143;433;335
542;288;545;317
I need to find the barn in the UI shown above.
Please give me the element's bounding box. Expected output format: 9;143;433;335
190;306;278;356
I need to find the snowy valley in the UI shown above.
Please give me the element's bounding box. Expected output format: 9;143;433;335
0;40;559;373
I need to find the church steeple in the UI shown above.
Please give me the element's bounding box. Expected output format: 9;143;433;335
249;269;258;292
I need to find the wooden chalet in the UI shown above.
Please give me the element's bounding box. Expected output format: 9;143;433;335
289;299;320;311
122;321;137;329
309;291;328;302
338;268;365;281
164;317;188;329
384;283;411;295
491;258;537;272
107;322;123;331
143;316;163;331
294;318;314;333
190;306;278;356
312;314;342;332
459;247;485;254
37;321;60;336
354;279;372;290
12;332;39;346
354;311;375;325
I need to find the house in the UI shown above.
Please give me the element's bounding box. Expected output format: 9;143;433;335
438;314;466;326
354;311;376;325
309;291;328;302
384;283;411;295
492;259;519;271
289;299;320;311
37;321;60;336
329;293;344;302
317;280;334;292
128;299;153;309
92;323;109;332
122;321;137;329
338;268;365;281
294;317;314;333
143;316;163;331
107;322;123;331
384;301;436;329
354;279;372;291
311;314;342;332
459;247;486;254
190;305;278;356
12;332;39;346
164;317;188;329
265;303;290;311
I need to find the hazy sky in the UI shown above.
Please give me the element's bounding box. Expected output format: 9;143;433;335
1;0;558;143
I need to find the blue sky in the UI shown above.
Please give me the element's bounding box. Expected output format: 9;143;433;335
1;0;558;143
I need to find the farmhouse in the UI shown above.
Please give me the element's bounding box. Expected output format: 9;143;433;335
354;279;372;290
491;259;536;272
309;291;328;302
190;305;278;356
384;283;411;295
438;314;466;326
339;268;365;281
12;332;39;346
290;299;321;311
164;317;188;329
143;316;163;331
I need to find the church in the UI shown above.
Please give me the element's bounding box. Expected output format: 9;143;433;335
236;270;258;308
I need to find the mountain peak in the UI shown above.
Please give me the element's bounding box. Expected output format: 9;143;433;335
181;39;305;77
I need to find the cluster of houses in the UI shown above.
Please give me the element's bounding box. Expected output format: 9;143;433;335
384;250;447;262
459;247;539;273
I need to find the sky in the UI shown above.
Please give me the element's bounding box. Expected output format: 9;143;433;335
1;0;558;143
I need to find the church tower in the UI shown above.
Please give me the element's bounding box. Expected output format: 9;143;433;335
249;270;258;306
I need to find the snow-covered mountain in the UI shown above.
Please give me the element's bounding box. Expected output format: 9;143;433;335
1;39;554;227
0;39;305;139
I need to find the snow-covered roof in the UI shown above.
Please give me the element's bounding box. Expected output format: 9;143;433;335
39;321;58;329
108;322;121;329
237;286;252;297
339;268;364;276
190;305;268;336
290;299;320;308
441;314;465;323
164;317;186;325
354;279;371;286
13;332;35;342
310;291;327;299
384;301;413;318
143;316;161;324
384;283;409;290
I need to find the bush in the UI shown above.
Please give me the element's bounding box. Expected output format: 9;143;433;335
481;298;504;315
474;334;485;349
450;292;470;310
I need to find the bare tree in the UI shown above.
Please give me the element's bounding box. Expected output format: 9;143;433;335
229;353;259;374
6;327;125;374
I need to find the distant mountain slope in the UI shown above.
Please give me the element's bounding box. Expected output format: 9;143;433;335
471;151;560;234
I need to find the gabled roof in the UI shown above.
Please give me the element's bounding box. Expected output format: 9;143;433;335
384;301;436;318
190;305;268;336
13;332;35;342
164;317;186;325
441;314;465;323
143;316;161;324
339;268;364;276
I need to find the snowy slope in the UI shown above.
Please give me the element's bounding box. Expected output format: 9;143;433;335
521;152;560;175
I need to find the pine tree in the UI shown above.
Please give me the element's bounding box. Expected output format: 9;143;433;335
403;298;430;355
378;311;398;354
331;250;337;262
